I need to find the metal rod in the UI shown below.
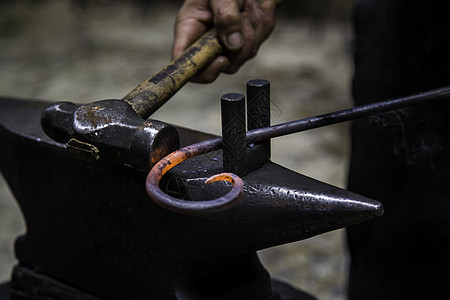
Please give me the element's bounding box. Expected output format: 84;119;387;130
246;85;450;144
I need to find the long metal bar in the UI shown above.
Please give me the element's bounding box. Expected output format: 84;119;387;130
246;85;450;144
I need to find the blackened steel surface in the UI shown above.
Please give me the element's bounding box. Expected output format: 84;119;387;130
247;79;271;160
0;96;381;299
247;80;271;131
10;266;102;300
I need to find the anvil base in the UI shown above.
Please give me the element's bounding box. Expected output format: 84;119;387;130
0;265;316;300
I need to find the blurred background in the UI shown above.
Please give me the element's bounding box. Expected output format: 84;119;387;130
0;0;356;299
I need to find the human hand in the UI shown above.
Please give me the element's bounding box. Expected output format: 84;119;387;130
172;0;277;83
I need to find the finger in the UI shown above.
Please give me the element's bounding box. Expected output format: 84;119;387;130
247;0;276;44
210;0;245;51
223;0;277;74
172;19;209;58
172;0;213;58
222;12;256;74
191;56;230;83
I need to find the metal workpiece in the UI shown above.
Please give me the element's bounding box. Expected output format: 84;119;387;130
41;99;179;170
0;97;382;299
146;137;243;215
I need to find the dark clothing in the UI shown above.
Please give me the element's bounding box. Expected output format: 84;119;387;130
347;0;450;299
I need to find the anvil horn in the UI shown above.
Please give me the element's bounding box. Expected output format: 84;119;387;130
0;97;382;299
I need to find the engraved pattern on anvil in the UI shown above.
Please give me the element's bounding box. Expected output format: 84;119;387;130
248;89;270;129
222;112;246;160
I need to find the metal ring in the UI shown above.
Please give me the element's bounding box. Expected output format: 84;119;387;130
146;141;243;214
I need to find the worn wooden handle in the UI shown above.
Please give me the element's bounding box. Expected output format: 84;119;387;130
122;29;222;119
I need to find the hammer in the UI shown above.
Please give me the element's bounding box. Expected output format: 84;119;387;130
41;29;230;171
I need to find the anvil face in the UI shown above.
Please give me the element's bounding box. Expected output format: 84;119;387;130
0;97;382;299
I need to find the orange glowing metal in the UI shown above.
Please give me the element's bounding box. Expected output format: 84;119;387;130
146;139;243;214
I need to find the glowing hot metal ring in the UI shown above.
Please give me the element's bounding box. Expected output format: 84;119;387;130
146;140;243;215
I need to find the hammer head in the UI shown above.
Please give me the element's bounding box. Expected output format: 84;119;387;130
41;99;180;171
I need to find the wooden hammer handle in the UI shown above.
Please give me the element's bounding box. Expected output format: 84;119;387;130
122;0;285;119
122;29;222;119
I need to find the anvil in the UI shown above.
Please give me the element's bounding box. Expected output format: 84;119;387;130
0;95;382;299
